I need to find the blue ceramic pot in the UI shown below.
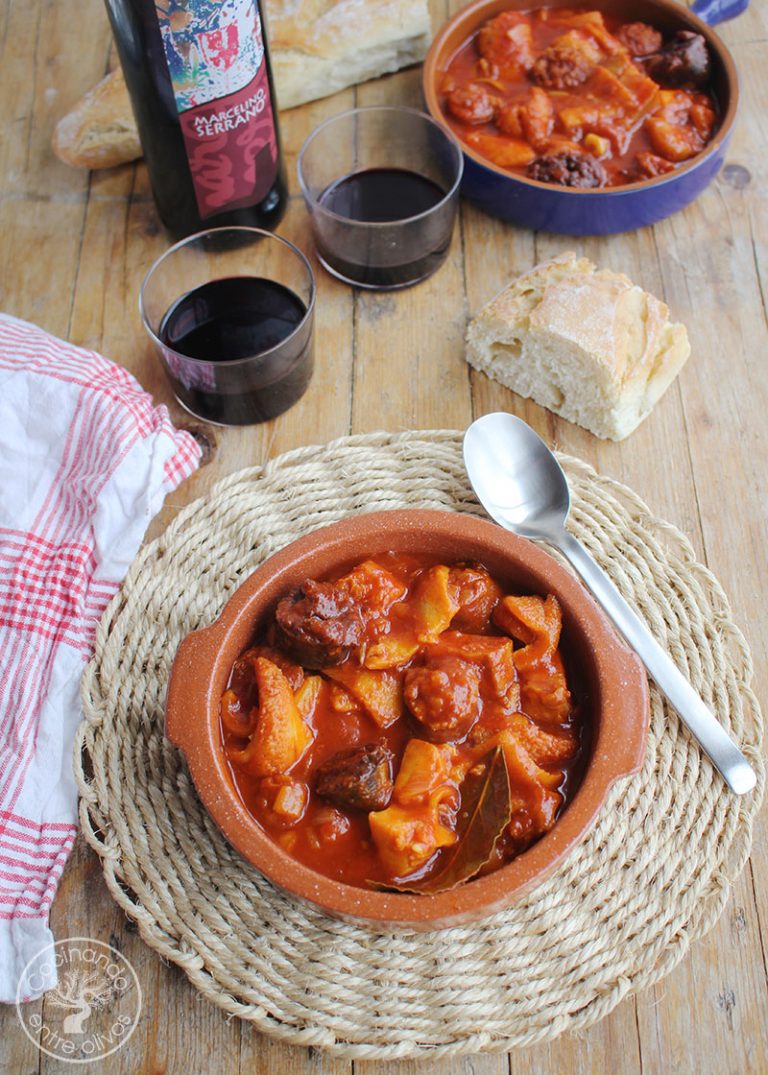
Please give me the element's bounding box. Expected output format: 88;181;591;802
423;0;746;235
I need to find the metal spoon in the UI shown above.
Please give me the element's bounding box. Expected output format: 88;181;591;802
463;412;756;795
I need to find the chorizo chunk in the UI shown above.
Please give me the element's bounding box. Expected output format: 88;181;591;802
445;84;496;125
530;45;594;90
275;580;365;668
315;743;394;811
527;151;607;188
530;30;601;90
617;22;662;57
448;564;503;632
643;31;710;88
404;657;482;742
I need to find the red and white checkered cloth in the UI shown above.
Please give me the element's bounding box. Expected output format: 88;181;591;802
0;314;200;1003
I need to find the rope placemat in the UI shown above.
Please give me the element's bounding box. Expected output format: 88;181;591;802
76;430;764;1059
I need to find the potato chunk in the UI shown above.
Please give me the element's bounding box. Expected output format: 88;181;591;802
323;665;403;727
258;776;309;823
369;797;457;878
393;740;454;804
369;740;458;877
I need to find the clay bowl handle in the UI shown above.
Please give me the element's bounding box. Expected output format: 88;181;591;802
165;621;227;757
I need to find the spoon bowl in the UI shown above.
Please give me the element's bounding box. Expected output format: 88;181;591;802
463;413;756;796
464;413;572;539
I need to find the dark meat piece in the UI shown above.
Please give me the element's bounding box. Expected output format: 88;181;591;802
275;580;365;669
315;743;394;811
448;564;502;632
404;656;482;742
527;152;607;189
445;85;496;125
530;45;593;90
617;22;663;57
643;31;710;88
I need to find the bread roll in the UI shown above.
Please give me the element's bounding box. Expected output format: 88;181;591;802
52;0;431;169
465;253;691;441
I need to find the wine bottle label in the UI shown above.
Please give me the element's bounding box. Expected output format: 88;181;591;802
155;0;279;218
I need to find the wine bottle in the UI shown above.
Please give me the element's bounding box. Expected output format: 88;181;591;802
104;0;288;238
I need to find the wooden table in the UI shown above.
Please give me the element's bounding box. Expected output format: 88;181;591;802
1;0;766;1071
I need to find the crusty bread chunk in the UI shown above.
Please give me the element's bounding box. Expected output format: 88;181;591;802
268;0;431;110
465;253;690;441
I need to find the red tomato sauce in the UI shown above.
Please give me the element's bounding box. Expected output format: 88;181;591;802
221;552;586;891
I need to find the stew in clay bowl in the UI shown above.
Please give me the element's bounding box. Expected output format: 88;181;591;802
166;511;649;930
422;0;743;234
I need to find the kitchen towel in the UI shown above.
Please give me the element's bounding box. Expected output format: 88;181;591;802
0;313;200;1003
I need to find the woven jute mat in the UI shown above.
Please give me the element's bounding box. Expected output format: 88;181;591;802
76;430;764;1059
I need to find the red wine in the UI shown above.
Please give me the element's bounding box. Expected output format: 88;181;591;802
320;168;447;223
104;0;287;239
314;167;453;288
159;277;313;425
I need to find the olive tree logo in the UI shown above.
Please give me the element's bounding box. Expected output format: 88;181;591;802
16;937;141;1063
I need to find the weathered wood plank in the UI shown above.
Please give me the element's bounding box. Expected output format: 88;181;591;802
355;1055;507;1075
0;0;109;198
631;17;768;1073
351;67;473;437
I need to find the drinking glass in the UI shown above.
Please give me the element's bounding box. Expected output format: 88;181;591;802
140;227;315;426
297;106;463;290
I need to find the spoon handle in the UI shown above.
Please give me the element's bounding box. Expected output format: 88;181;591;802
555;528;756;795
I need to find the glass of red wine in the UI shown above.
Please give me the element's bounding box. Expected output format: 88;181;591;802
297;106;463;290
140;227;315;426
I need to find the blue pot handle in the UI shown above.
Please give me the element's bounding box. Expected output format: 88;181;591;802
691;0;749;26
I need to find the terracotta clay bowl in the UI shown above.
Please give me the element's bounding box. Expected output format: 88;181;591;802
165;510;649;930
422;0;744;235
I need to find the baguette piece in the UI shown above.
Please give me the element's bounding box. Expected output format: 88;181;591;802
52;0;431;169
269;0;431;110
52;69;141;169
465;253;691;441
